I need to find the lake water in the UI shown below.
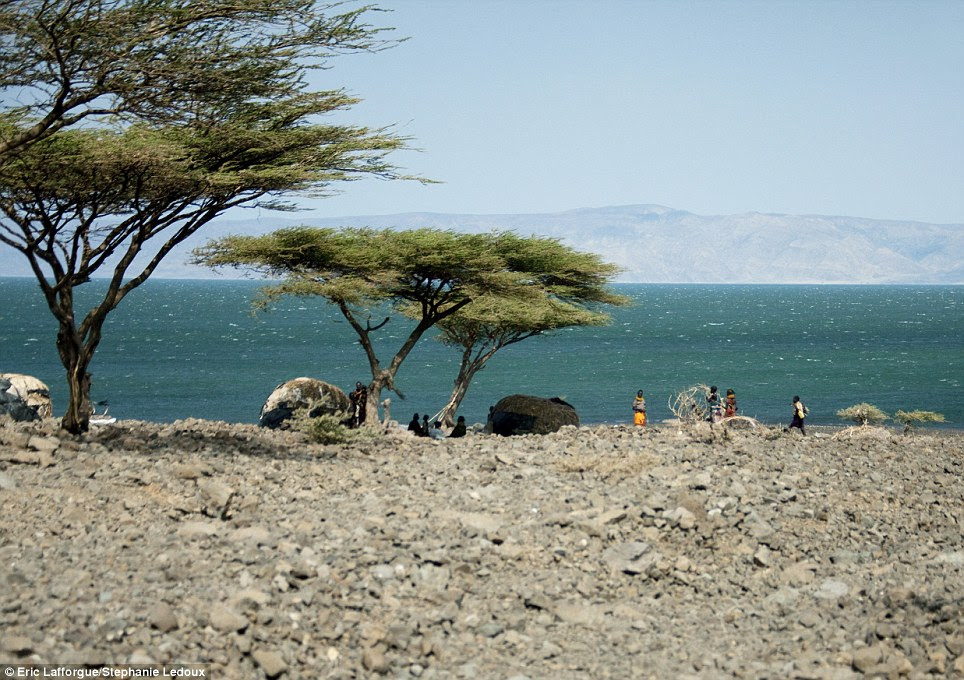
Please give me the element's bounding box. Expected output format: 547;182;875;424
1;278;961;428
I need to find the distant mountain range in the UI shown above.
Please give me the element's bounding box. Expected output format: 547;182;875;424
2;205;961;283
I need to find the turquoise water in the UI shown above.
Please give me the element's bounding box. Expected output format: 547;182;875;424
1;278;961;428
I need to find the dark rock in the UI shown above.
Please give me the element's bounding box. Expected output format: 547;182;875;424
259;377;350;429
489;395;579;436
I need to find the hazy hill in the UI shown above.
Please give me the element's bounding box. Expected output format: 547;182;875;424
2;205;961;283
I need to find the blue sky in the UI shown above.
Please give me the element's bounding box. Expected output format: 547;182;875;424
293;0;964;225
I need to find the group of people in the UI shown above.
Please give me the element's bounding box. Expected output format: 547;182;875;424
632;386;809;434
705;385;739;422
408;412;467;439
349;379;470;438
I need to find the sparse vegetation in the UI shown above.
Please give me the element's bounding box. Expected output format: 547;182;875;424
294;413;382;446
836;403;889;426
894;409;945;432
669;384;711;424
556;450;657;479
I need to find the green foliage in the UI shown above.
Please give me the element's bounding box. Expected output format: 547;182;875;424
0;1;400;157
894;410;945;430
291;408;381;446
0;2;415;433
197;227;515;306
424;236;628;424
194;227;627;424
836;403;889;426
295;413;351;445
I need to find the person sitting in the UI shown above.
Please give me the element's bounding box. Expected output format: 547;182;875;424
449;415;467;438
427;420;445;439
408;413;424;435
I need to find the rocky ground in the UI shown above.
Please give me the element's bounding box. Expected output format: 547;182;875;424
0;417;962;679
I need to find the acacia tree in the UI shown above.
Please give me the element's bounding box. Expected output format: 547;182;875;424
431;298;615;427
426;236;627;426
0;1;395;157
0;3;415;433
194;227;573;422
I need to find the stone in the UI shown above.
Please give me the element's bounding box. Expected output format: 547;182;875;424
781;560;817;585
602;541;660;575
457;512;503;536
176;521;220;539
208;603;249;632
477;622;504;638
27;435;59;453
852;646;882;674
362;646;390;674
488;394;579;436
228;526;273;545
664;506;697;530
551;600;605;626
173;463;209;480
0;373;52;419
371;564;396;581
814;579;850;600
259;377;350;429
148;602;179;633
252;649;287;678
0;471;16;490
0;377;40;422
2;635;34;654
753;544;773;567
198;479;234;515
597;508;628;525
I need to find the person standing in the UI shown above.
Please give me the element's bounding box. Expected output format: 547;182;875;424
724;389;738;418
632;390;647;427
706;386;722;423
788;396;808;435
349;381;367;428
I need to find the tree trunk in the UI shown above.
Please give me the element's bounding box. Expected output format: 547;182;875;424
438;350;483;427
438;376;472;428
57;325;93;434
363;378;385;425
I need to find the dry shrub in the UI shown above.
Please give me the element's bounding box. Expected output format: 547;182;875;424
831;425;891;441
721;415;760;429
556;450;657;479
669;384;711;423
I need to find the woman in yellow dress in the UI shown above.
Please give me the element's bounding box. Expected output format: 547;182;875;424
632;390;647;427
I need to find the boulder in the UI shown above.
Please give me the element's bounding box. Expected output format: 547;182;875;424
1;374;53;422
489;394;579;436
259;377;350;429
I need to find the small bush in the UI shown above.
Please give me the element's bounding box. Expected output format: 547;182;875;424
836;403;888;426
298;413;354;444
894;409;945;431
